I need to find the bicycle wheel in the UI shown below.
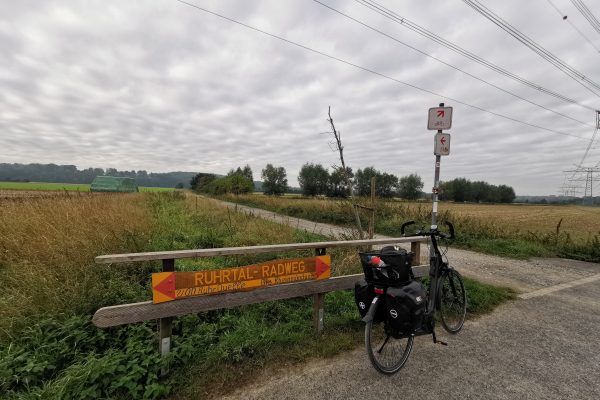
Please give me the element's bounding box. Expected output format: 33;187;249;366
438;269;467;334
365;320;414;375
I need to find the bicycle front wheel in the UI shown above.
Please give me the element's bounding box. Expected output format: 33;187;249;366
438;269;467;334
365;321;414;375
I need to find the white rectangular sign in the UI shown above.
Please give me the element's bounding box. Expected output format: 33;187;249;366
428;107;453;130
434;133;450;156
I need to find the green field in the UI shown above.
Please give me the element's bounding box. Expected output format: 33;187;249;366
0;181;174;192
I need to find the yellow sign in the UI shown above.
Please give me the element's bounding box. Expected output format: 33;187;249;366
152;255;331;304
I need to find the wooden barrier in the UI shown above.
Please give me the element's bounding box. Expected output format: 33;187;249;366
93;236;427;357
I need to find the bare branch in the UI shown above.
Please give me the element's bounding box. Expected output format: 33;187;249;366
327;106;364;239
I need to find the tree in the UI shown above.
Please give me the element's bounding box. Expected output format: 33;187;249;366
450;177;470;202
497;185;516;203
354;167;378;196
439;178;515;203
355;167;399;198
326;106;364;238
228;174;253;195
470;180;488;203
190;173;216;192
298;163;329;196
261;164;288;195
224;166;254;194
242;164;254;183
376;172;399;198
398;173;424;200
327;167;353;198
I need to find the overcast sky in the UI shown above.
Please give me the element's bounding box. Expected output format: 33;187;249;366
2;0;600;195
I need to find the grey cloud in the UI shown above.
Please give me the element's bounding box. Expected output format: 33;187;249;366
1;0;599;194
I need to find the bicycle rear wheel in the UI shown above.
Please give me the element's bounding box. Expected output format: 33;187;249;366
438;269;466;334
365;320;414;375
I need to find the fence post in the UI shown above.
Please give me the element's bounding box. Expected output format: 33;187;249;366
159;258;175;373
313;248;326;334
411;240;421;265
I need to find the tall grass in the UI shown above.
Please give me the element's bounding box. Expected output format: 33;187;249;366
0;193;153;336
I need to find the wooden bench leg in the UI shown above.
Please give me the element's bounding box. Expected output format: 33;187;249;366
313;293;325;334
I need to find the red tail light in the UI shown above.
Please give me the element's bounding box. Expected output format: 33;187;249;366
374;287;384;295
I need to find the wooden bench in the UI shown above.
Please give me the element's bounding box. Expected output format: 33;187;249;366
93;237;427;357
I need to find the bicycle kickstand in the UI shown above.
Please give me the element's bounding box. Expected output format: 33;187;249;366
432;329;448;346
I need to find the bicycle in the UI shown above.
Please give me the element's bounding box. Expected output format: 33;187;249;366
358;221;467;375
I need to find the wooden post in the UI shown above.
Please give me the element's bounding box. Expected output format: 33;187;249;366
159;258;175;372
313;248;326;334
411;241;421;265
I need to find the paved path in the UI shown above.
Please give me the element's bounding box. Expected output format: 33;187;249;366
210;198;600;399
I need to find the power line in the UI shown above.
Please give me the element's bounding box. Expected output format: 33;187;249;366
173;0;588;140
463;0;600;97
570;0;600;35
546;0;600;53
312;0;594;128
354;0;597;112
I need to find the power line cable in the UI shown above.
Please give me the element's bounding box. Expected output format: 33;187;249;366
546;0;600;53
173;0;588;141
354;0;597;111
312;0;594;128
463;0;600;97
570;0;600;35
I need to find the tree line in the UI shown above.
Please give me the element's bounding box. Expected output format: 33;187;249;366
191;164;288;196
191;163;516;203
0;163;197;188
191;163;425;200
439;178;516;203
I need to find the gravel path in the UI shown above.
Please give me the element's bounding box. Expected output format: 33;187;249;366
209;198;600;400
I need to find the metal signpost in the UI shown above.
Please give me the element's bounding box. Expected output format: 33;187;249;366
427;103;452;231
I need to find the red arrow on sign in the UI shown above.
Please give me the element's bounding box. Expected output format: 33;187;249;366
440;136;446;145
437;110;445;118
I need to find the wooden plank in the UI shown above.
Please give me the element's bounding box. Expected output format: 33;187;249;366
92;265;427;328
95;236;427;264
411;241;422;265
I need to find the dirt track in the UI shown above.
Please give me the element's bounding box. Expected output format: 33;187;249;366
212;198;600;400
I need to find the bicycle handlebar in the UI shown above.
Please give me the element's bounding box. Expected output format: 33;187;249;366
400;221;415;235
445;221;455;240
401;220;456;240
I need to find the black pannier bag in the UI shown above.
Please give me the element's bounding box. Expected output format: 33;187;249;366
385;281;427;336
354;279;384;323
359;246;415;286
